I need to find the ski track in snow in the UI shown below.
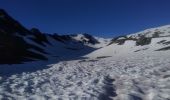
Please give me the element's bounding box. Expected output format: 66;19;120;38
0;52;170;100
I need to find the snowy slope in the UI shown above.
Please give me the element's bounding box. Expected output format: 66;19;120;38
1;9;170;100
86;37;170;58
1;25;170;100
127;25;170;38
69;33;111;48
86;25;170;58
0;49;170;100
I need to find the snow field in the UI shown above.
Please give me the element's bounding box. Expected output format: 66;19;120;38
0;51;170;100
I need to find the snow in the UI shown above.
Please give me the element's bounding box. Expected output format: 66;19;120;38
0;49;170;100
71;34;89;42
43;36;96;60
71;34;111;48
0;26;170;100
86;36;170;59
127;25;170;38
85;40;136;58
93;37;111;48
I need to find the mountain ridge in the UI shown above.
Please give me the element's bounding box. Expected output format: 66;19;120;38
0;9;109;64
1;9;170;64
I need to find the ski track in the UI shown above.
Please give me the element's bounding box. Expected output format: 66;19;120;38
0;52;170;100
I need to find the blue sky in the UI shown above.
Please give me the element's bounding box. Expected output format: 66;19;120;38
1;0;170;37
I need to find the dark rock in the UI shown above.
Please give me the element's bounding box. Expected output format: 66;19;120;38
136;36;151;46
0;9;48;64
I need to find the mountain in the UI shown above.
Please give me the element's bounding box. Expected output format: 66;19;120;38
0;9;48;64
86;25;170;58
1;9;170;100
0;9;109;64
108;25;170;46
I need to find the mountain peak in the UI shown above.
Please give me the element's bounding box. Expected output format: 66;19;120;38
0;9;14;20
0;9;30;36
70;33;100;44
30;28;42;34
0;9;6;17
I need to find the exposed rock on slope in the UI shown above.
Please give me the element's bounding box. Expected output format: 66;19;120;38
109;25;170;46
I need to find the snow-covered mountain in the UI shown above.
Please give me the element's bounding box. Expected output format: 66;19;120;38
0;9;109;64
86;25;170;58
128;25;170;38
0;9;170;100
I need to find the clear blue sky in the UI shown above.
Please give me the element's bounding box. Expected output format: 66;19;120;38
1;0;170;37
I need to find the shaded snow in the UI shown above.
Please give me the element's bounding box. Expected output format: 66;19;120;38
0;51;170;100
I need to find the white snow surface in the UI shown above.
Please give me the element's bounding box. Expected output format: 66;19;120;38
1;26;170;100
86;36;170;58
127;25;170;38
0;50;170;100
93;37;111;48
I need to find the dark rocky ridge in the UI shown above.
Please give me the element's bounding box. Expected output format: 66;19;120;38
109;27;170;46
0;9;48;64
109;35;153;46
0;9;99;64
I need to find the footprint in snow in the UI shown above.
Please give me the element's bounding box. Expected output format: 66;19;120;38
98;75;117;100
